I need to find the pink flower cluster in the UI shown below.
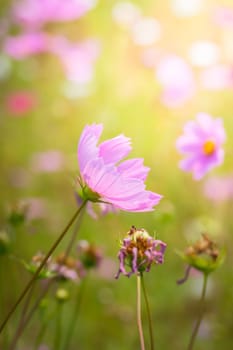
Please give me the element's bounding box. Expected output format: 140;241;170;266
3;0;99;83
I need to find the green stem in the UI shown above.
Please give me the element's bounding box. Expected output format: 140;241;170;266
187;273;208;350
8;283;36;350
34;321;47;350
137;274;145;350
33;288;59;350
54;302;63;350
61;276;87;350
141;273;154;350
0;200;87;335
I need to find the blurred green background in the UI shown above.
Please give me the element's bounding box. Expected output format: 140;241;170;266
1;0;233;349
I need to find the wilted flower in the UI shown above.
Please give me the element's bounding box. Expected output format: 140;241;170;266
115;226;166;278
25;252;55;279
51;253;83;281
77;123;162;212
177;233;225;282
176;113;226;180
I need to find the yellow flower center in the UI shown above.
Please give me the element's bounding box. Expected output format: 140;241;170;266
203;140;215;155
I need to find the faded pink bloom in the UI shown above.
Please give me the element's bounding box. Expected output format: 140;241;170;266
5;91;37;115
4;32;49;59
213;6;233;28
78;123;162;212
50;37;100;83
176;113;226;180
203;175;233;203
12;0;97;29
156;55;195;107
31;151;65;173
19;197;46;221
200;64;233;90
96;257;117;280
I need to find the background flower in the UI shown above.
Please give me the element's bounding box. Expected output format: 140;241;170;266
176;113;226;180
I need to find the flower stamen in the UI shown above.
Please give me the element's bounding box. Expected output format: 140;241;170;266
203;140;215;155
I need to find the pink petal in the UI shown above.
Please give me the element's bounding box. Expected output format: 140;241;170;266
78;124;103;174
117;158;150;180
99;135;132;164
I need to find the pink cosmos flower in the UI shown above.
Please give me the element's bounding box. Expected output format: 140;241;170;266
77;123;162;212
176;113;226;180
5;91;37;115
12;0;97;29
4;32;49;59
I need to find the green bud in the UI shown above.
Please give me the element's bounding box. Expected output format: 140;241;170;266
55;288;69;302
0;231;10;255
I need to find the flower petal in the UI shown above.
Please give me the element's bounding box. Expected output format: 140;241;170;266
99;134;132;164
78;123;103;174
117;158;150;180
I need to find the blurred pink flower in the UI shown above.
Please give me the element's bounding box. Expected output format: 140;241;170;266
4;32;49;59
176;113;226;180
156;55;195;107
213;6;233;28
20;197;46;221
200;64;233;90
78;123;162;212
30;151;65;173
12;0;97;29
5;91;37;115
50;37;100;83
203;175;233;202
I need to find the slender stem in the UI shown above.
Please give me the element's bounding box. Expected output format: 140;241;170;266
187;273;208;350
137;274;145;350
8;283;36;350
33;283;58;350
54;302;63;350
0;200;87;334
61;276;87;350
65;208;85;257
34;320;48;350
141;273;154;350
